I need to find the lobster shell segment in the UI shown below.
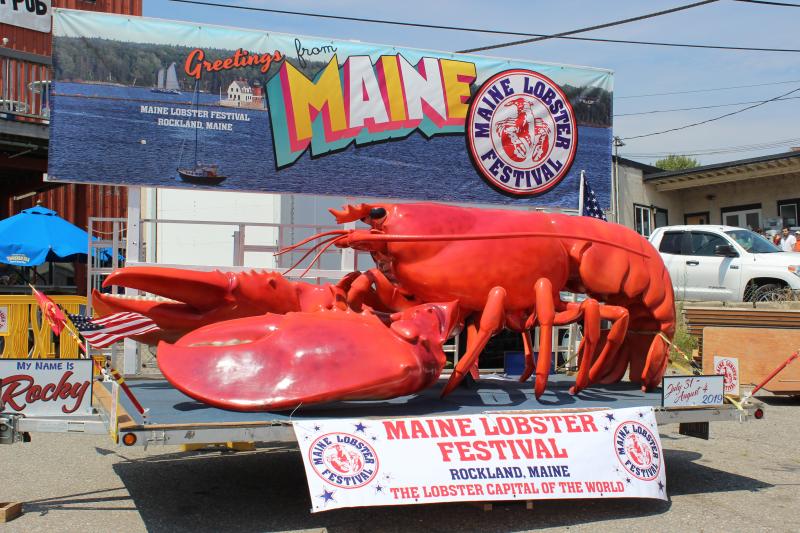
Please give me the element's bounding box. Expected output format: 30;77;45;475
157;303;459;411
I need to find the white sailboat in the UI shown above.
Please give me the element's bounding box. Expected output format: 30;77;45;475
152;63;181;94
177;82;226;186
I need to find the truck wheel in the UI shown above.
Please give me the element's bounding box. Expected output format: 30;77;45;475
750;283;781;302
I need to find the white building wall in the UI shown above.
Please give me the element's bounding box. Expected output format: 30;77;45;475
616;163;682;229
676;174;797;228
141;188;281;268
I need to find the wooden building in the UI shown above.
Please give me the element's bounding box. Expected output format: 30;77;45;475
1;1;141;292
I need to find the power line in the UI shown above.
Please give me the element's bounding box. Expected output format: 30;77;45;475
164;0;800;54
618;79;800;99
623;137;800;157
733;0;800;7
457;0;719;53
615;95;800;116
622;85;800;140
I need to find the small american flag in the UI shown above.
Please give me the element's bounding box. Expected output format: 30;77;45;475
67;312;160;348
582;175;608;221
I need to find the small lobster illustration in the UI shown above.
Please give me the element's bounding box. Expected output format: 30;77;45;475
494;97;551;163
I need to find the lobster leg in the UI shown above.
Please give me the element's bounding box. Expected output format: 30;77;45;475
587;305;630;384
569;298;600;395
440;287;507;397
518;329;535;382
533;278;556;399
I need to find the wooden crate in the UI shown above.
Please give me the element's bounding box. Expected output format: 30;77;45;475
0;502;22;523
702;327;800;394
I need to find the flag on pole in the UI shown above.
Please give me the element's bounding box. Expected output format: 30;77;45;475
581;174;608;221
67;312;159;349
30;285;68;336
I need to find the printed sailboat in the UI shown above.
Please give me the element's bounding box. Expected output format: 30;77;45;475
152;63;181;94
177;82;227;186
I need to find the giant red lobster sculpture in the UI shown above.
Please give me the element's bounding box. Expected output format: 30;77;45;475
96;202;675;411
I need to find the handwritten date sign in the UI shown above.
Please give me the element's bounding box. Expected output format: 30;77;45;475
662;375;724;408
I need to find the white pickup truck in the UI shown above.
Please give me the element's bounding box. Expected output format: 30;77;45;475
649;225;800;302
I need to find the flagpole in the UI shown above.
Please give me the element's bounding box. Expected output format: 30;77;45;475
30;284;147;416
578;170;586;216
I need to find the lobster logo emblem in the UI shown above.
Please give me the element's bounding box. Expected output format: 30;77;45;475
614;420;662;481
308;432;379;488
467;69;576;196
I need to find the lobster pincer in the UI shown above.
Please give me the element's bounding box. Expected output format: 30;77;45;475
156;302;460;411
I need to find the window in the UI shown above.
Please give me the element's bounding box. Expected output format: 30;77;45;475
689;232;729;256
721;204;761;230
634;204;651;237
658;232;683;255
778;199;799;228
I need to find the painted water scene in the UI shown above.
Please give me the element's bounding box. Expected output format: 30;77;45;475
49;11;613;208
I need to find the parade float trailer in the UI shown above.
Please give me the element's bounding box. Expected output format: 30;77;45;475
1;9;767;512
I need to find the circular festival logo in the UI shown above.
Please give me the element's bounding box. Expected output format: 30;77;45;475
466;69;577;196
308;432;379;489
714;359;739;393
613;421;662;481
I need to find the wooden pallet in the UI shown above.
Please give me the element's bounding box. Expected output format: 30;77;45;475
683;304;800;358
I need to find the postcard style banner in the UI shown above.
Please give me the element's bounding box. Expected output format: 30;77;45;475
49;10;612;208
0;359;93;416
294;406;666;512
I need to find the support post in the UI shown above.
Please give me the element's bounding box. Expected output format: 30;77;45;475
123;187;142;375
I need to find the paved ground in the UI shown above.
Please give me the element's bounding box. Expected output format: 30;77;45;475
2;395;798;533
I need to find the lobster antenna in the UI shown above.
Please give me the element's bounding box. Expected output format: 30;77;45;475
342;232;650;258
275;229;349;256
298;234;349;278
282;234;345;275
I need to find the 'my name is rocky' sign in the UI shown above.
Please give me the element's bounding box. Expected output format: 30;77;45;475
0;359;93;416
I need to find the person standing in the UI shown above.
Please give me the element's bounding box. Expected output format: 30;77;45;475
779;227;797;252
794;231;800;252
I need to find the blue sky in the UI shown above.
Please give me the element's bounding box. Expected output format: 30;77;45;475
143;0;800;166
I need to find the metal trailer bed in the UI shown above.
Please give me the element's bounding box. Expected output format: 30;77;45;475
1;374;761;447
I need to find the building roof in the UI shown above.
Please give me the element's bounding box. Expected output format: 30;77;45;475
643;151;800;191
613;156;661;174
229;80;251;90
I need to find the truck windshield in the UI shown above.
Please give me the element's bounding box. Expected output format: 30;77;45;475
725;229;780;253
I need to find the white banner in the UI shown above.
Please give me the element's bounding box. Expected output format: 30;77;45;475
294;406;667;512
1;0;52;33
0;359;93;416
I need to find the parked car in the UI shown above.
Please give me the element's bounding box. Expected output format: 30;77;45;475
648;225;800;302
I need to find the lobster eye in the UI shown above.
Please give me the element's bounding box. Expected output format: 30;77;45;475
369;207;387;221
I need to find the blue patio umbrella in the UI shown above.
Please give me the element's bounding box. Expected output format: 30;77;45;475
0;205;93;266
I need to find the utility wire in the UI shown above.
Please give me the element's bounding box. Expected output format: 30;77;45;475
623;85;800;140
457;0;719;53
624;137;800;157
733;0;800;7
615;95;800;116
165;0;800;54
618;79;800;98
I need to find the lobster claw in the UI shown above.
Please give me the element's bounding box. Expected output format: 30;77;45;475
92;266;305;343
157;302;460;411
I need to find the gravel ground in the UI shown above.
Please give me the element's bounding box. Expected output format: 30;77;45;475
1;395;798;533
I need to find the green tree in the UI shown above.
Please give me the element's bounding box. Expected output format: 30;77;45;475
654;154;700;171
